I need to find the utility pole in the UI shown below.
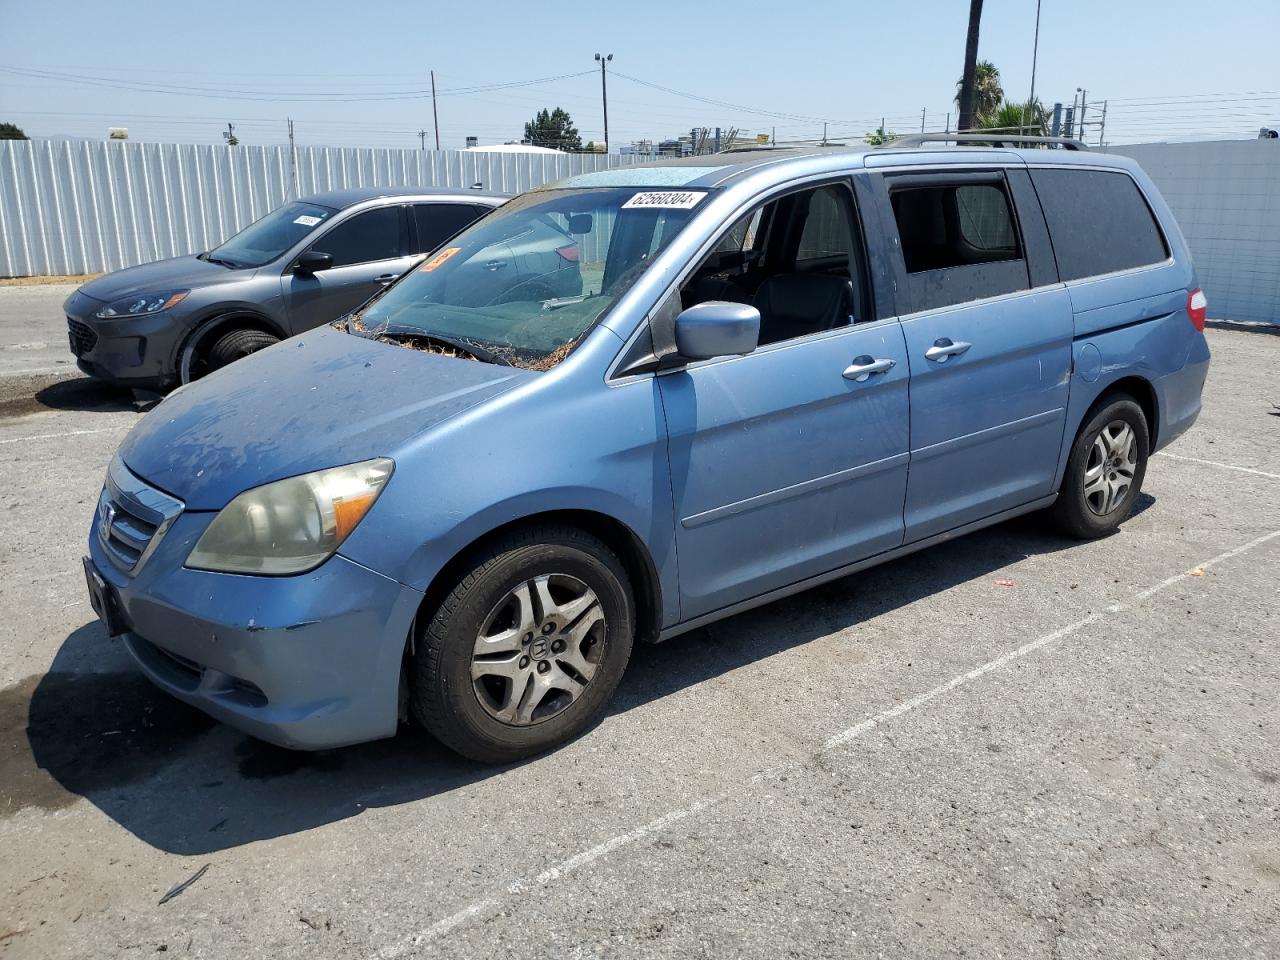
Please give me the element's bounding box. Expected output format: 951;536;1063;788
594;53;613;154
771;125;775;145
822;122;827;145
1077;88;1088;142
287;118;296;198
945;112;951;134
1098;99;1108;147
430;70;440;150
418;130;427;150
1025;0;1043;133
956;0;985;132
921;108;927;133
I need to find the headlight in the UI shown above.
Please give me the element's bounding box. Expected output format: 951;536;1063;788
186;459;393;575
95;289;190;319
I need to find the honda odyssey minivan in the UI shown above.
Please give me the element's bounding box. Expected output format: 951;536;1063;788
85;138;1211;763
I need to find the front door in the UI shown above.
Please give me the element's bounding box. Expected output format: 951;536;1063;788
283;205;414;333
661;322;911;618
658;179;910;621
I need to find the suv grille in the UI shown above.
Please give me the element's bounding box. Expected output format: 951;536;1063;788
68;317;97;356
97;458;184;574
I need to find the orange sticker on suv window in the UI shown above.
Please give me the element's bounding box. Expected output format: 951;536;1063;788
420;247;461;272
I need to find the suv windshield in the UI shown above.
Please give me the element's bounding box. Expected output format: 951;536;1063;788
206;201;339;268
350;186;708;369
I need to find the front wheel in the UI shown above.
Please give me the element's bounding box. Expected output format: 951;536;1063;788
411;525;635;763
1052;396;1150;539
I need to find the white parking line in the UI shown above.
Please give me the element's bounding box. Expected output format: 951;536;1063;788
374;525;1280;957
1157;451;1280;481
0;426;125;446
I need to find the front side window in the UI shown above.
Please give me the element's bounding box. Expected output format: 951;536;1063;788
311;207;402;267
888;176;1029;312
681;181;868;345
206;201;338;268
351;187;707;369
1030;168;1169;281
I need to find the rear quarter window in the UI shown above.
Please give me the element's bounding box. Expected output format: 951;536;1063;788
1030;169;1169;282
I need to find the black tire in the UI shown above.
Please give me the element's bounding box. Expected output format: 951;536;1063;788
411;525;635;763
1052;395;1150;540
203;327;280;375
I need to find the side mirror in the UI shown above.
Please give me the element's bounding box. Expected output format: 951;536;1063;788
674;301;760;361
294;250;334;276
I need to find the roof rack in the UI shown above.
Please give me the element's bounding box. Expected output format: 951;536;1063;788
880;132;1090;151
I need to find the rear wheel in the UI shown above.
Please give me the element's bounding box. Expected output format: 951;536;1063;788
411;525;635;763
1052;396;1150;539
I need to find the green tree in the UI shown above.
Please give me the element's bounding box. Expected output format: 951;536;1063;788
985;99;1046;135
863;125;898;146
0;122;29;140
523;108;582;152
956;59;1003;128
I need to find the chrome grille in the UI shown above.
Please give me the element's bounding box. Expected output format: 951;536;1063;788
97;457;183;574
68;317;97;356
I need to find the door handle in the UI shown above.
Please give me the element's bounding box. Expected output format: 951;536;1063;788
375;273;398;284
924;337;972;363
842;355;897;382
483;260;508;271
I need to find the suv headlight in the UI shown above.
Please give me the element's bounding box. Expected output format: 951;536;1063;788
186;459;394;575
95;289;190;319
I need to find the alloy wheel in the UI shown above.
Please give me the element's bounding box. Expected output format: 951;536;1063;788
1083;420;1138;515
471;574;605;726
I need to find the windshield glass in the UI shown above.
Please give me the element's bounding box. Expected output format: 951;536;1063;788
351;186;708;369
207;201;339;268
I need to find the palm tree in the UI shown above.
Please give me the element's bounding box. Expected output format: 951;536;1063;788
955;0;985;132
984;99;1046;136
956;60;1004;129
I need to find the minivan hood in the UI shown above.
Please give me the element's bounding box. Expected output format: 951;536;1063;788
119;325;533;509
78;255;252;303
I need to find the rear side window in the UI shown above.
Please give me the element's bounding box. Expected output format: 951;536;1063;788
887;176;1029;312
891;182;1021;272
312;207;402;267
1030;169;1169;281
412;203;486;254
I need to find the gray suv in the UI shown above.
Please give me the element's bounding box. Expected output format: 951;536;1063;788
64;187;512;388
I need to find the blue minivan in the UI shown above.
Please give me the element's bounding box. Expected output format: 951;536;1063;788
85;138;1211;762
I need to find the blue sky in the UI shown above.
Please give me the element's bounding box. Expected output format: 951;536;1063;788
2;0;1277;148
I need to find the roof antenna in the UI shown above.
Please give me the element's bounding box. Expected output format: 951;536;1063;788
470;181;484;190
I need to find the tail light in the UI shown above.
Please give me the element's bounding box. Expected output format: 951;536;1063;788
555;243;580;264
1187;288;1207;332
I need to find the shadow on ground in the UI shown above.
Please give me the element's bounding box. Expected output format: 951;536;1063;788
0;373;141;418
5;503;1150;855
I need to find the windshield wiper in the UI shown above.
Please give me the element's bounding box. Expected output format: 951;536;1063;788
374;328;512;366
203;254;241;268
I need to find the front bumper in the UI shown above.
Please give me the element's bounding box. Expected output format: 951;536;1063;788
64;289;182;388
89;498;424;750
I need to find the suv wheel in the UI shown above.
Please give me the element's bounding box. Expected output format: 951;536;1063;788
411;525;635;763
1052;396;1150;539
181;326;280;383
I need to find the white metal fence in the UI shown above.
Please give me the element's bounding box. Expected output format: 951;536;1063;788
0;140;647;277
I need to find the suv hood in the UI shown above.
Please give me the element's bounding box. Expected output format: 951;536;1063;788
78;255;253;303
119;325;533;509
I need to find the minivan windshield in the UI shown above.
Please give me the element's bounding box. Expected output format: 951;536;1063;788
206;201;339;268
350;186;708;369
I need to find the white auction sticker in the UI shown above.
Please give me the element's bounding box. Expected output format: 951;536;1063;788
293;215;323;226
621;191;706;210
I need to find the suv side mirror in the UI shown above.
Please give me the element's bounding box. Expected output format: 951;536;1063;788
674;301;760;361
294;250;334;276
